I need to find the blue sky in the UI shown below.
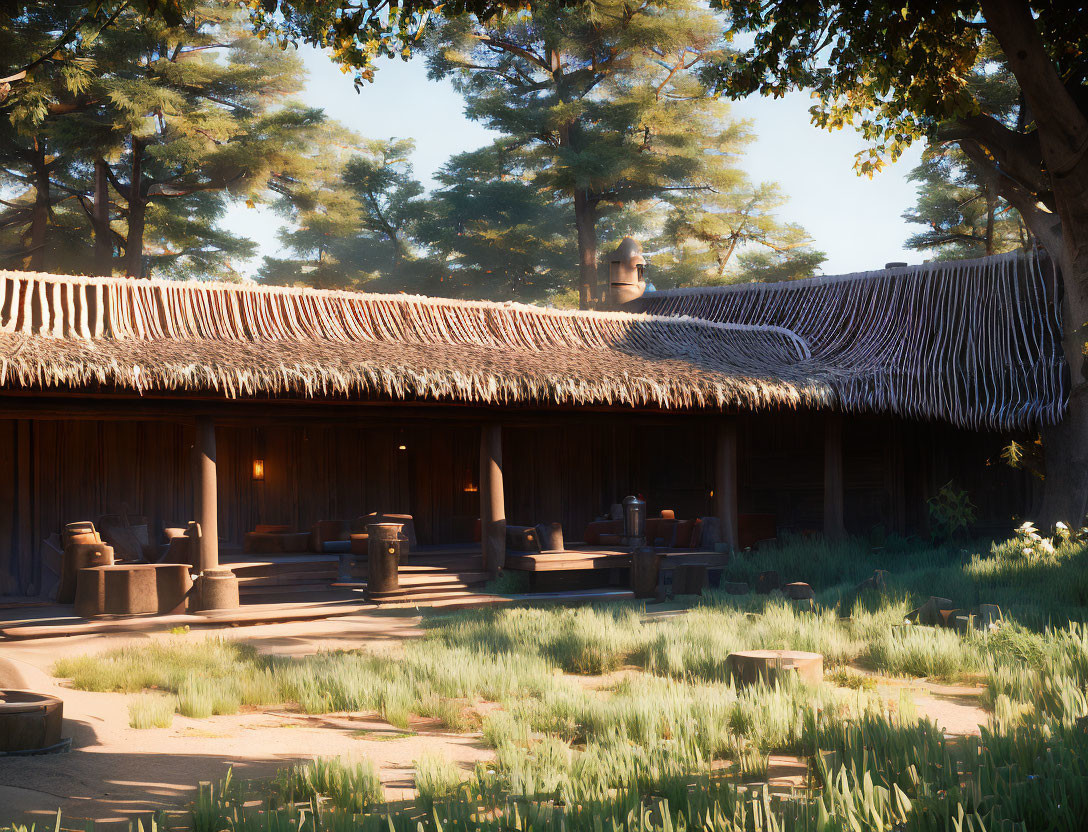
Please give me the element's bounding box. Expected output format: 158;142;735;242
225;47;926;278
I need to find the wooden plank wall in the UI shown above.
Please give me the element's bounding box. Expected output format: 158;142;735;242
0;408;1032;595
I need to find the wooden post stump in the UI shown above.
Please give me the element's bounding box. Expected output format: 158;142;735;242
727;650;823;687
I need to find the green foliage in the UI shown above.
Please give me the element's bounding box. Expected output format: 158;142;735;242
656;182;825;287
1;1;326;278
262;134;434;291
926;481;976;542
413;142;578;301
703;0;993;174
425;0;816;302
902;38;1030;260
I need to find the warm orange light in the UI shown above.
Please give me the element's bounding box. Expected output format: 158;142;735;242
397;444;407;451
252;459;265;481
463;483;478;493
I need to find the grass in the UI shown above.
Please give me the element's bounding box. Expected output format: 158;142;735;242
414;753;466;804
31;528;1088;832
127;693;175;729
272;757;383;812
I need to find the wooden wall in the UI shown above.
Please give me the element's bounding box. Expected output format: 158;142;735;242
0;406;1031;595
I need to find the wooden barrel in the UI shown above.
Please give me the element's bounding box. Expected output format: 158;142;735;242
367;523;404;601
630;546;660;598
0;691;64;753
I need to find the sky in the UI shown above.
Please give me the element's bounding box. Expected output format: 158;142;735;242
224;46;927;279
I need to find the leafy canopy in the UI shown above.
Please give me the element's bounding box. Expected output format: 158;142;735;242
703;1;1084;175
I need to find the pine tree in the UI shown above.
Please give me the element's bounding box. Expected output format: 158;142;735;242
261;131;431;290
2;1;325;278
904;145;1029;260
0;3;98;271
653;178;825;287
426;0;741;307
415;141;578;302
902;40;1029;261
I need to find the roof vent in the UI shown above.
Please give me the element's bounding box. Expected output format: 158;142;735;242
885;261;908;269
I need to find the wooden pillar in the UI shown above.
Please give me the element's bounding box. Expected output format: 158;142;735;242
194;415;219;573
715;418;739;551
480;423;506;573
824;412;845;539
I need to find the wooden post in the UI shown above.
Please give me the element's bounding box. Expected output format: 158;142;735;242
715;418;739;551
194;415;219;573
824;412;845;539
480;423;506;573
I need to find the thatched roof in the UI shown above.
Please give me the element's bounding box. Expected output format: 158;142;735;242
0;270;826;412
633;251;1065;430
0;251;1064;427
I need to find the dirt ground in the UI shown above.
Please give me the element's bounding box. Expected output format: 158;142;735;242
0;613;493;827
0;612;991;828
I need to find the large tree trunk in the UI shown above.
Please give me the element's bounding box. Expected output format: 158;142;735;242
980;0;1088;525
93;158;112;276
125;139;145;278
1039;250;1088;525
27;146;49;272
574;189;597;309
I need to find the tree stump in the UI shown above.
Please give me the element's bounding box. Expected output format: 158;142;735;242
727;650;823;687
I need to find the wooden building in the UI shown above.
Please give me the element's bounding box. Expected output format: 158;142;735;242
0;250;1065;597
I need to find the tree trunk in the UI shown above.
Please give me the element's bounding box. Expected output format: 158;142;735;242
93;158;112;276
984;188;996;256
574;189;597;308
27;146;49;272
1038;248;1088;526
979;0;1088;525
125;140;146;278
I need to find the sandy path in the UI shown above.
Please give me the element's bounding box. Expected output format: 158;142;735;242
872;677;989;736
0;613;492;827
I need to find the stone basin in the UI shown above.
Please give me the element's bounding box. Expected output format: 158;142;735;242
0;690;65;754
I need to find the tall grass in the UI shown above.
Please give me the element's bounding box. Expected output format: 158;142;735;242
414;753;466;804
272;757;383;812
127;693;175;729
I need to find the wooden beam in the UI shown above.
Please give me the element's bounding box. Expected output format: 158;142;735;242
479;422;506;573
824;412;845;539
0;388;746;421
194;415;218;573
15;420;33;594
715;418;739;551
